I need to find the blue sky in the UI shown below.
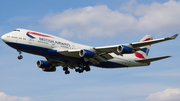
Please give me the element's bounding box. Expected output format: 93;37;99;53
0;0;180;101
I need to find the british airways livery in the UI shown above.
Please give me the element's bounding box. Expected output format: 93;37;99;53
1;29;178;74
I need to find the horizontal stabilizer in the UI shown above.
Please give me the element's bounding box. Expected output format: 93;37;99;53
135;56;171;63
170;34;179;39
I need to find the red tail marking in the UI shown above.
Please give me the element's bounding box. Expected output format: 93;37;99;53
143;38;152;41
135;52;145;59
135;37;153;59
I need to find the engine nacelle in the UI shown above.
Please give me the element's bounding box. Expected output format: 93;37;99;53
37;60;56;72
117;45;133;54
79;49;95;58
41;67;56;72
37;60;51;68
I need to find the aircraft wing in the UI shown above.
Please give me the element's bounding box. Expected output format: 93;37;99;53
94;45;120;55
54;48;113;64
131;34;178;48
95;34;178;55
56;49;81;58
46;58;76;69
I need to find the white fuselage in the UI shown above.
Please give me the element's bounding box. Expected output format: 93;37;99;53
1;29;149;68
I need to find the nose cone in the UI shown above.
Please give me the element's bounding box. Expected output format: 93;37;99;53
1;34;6;42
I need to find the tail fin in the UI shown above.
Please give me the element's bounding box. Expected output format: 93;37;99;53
135;35;153;59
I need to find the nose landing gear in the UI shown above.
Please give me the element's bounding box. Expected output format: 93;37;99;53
17;50;23;60
18;55;23;60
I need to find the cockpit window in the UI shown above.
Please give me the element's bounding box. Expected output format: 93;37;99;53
14;29;20;31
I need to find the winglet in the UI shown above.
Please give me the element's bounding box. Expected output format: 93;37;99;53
170;34;178;39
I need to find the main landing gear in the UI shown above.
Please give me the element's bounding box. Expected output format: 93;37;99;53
75;64;91;73
63;67;70;75
17;50;23;60
63;63;91;75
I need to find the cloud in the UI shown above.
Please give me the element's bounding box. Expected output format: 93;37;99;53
144;88;180;101
40;5;137;38
120;0;180;33
40;0;180;39
0;92;35;101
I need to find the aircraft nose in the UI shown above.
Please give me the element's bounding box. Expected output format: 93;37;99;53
1;34;6;41
1;34;9;42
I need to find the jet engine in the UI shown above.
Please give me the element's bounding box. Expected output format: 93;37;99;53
37;60;51;68
117;45;133;54
36;60;56;72
79;49;95;58
41;67;56;72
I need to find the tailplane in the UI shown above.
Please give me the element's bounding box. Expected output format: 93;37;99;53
135;56;171;63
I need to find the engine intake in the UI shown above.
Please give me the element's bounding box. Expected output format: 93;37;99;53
37;60;51;68
117;45;133;54
79;49;95;58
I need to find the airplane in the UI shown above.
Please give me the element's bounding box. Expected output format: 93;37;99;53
1;29;178;74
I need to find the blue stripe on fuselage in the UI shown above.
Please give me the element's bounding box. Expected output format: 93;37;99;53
5;42;83;64
26;34;35;39
5;42;127;68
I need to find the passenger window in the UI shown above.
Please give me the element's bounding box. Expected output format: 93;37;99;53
11;36;17;38
30;39;34;41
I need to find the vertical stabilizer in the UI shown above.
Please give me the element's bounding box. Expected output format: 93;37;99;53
135;35;153;59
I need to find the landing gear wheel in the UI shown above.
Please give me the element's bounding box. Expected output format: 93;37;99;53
63;67;68;71
78;68;84;73
17;50;23;60
18;55;23;60
75;68;79;72
65;70;70;74
85;66;91;72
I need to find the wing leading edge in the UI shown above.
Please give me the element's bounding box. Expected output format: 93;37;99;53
95;34;178;55
131;34;178;48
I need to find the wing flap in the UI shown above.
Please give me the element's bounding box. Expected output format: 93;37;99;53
135;56;171;63
46;58;76;69
101;53;113;60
